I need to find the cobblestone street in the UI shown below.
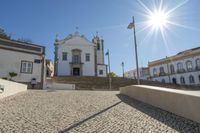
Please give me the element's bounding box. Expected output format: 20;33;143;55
0;90;200;133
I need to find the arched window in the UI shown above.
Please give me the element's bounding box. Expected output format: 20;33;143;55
189;75;195;83
97;43;100;50
160;66;164;73
196;59;200;69
170;64;175;73
153;68;157;76
172;78;177;84
199;75;200;82
180;76;185;84
186;61;193;71
177;63;184;73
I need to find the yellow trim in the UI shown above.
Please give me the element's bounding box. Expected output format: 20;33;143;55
149;51;200;67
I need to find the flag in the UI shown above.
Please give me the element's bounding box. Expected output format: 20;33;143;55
105;50;109;56
127;22;134;29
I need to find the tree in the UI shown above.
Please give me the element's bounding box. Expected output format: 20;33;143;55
0;28;11;40
9;72;18;80
107;72;118;77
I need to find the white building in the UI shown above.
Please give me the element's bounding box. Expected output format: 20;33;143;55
0;38;46;89
124;67;149;80
54;32;107;77
148;47;200;86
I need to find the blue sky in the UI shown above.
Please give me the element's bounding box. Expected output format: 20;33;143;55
0;0;200;76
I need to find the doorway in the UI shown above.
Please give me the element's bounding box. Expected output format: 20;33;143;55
172;78;176;84
73;68;80;76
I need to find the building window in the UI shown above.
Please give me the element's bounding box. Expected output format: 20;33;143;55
153;68;157;76
196;59;200;69
199;75;200;82
186;61;193;71
160;67;164;73
180;76;185;84
21;61;33;73
73;55;80;63
161;79;165;83
62;52;67;61
97;43;100;50
177;62;184;73
189;75;195;83
159;66;165;76
99;70;103;75
170;64;175;73
172;78;177;84
85;53;90;62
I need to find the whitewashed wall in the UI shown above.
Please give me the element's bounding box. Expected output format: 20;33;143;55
0;79;27;99
150;55;200;85
97;65;107;77
57;35;95;76
0;49;42;83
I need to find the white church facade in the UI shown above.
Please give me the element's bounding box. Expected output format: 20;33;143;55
54;32;107;77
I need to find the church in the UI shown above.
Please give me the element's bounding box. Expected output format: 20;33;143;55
54;32;107;77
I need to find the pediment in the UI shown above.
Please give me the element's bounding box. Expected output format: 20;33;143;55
59;33;94;46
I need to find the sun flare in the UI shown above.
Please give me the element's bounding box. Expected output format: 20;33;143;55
148;11;168;29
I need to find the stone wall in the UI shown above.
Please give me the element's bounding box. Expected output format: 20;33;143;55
120;85;200;123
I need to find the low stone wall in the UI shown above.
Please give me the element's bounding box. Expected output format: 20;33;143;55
120;85;200;123
0;79;27;99
46;82;75;90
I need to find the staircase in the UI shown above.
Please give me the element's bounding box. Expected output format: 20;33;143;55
52;76;199;90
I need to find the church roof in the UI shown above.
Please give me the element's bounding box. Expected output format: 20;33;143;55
56;32;94;46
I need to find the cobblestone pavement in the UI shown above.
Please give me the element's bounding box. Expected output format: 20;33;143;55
0;90;200;133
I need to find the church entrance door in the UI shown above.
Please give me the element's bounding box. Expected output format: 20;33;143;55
73;68;80;76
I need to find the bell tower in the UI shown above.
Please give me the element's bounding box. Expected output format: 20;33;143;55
92;32;104;65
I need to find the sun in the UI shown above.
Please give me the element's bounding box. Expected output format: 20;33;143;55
148;10;169;30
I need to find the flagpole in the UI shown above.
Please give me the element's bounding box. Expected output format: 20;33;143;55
106;49;112;90
107;49;111;74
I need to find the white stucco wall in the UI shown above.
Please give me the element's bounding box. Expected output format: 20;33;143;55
97;65;107;77
57;35;95;76
149;55;200;85
96;49;104;64
0;49;43;83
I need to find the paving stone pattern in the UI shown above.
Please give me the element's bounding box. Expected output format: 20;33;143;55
0;90;200;133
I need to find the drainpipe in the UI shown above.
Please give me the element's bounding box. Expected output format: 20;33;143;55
166;56;171;83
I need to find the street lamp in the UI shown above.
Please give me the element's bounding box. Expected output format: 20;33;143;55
128;16;140;85
121;62;125;78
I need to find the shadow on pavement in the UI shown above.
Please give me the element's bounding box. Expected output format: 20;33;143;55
116;94;200;133
58;101;122;133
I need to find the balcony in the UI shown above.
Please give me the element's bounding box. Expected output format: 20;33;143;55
159;72;166;76
69;60;84;65
177;69;186;74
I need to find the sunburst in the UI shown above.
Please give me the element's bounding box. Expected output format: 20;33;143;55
136;0;194;46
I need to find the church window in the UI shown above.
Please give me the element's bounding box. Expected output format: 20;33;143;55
62;52;67;61
86;53;90;61
97;43;100;50
99;70;103;75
